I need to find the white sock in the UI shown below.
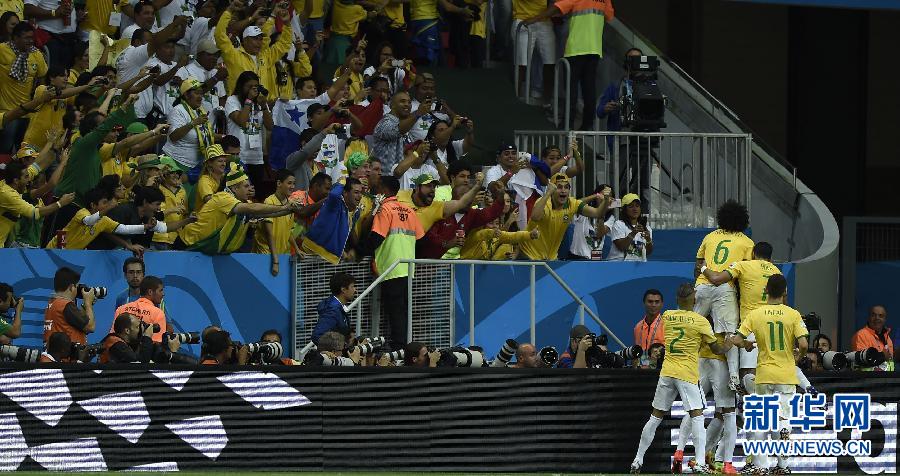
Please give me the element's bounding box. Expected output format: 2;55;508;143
742;373;756;394
634;415;663;465
691;415;707;465
751;431;768;468
677;414;692;451
721;412;737;463
795;366;811;389
726;346;739;378
705;417;723;458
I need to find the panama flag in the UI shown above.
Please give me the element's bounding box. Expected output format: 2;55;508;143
271;99;319;170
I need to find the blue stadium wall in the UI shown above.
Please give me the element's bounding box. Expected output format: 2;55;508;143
2;247;796;355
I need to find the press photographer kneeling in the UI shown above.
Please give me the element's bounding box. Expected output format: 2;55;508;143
99;313;196;364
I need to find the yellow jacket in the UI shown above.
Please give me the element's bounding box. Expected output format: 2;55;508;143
215;10;294;97
460;228;532;260
261;25;313;100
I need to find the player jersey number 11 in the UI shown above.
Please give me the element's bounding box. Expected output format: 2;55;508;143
767;321;785;351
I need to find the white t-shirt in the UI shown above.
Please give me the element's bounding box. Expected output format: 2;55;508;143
392;161;440;190
136;57;178;119
26;0;76;34
155;0;188;34
570;215;616;259
163;104;211;169
363;66;408;94
225;96;265;165
434;139;465;165
178;61;226;113
116;44;150;84
408;99;449;142
607;220;653;262
184;18;214;54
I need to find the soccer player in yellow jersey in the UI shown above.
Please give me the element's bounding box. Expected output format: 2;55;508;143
673;317;738;475
732;275;808;475
694;200;753;389
631;283;733;475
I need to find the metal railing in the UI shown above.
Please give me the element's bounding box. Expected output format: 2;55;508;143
345;259;627;349
512;22;534;105
553;57;571;129
514;130;753;229
484;0;494;65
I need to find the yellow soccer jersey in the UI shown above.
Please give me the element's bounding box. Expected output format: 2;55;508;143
660;309;717;384
739;304;808;386
698;332;727;362
397;189;445;232
695;229;754;286
728;260;782;322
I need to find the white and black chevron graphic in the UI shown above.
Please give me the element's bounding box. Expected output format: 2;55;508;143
0;366;894;473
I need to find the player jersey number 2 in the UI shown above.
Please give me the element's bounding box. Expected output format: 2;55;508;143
766;321;785;351
713;239;733;264
669;327;684;354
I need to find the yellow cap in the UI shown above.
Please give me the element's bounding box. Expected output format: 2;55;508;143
205;144;228;162
621;193;641;206
549;173;570;185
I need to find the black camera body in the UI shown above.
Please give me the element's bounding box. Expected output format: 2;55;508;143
256;85;269;98
72;342;104;361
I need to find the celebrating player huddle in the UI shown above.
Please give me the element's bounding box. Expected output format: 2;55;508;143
631;200;814;475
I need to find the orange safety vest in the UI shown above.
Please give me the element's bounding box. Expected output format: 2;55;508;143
44;297;86;347
112;297;167;343
633;314;665;351
99;334;128;364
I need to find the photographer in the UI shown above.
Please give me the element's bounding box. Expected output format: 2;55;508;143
99;313;183;364
43;267;96;349
40;332;73;363
403;341;440;368
200;329;248;365
260;330;295;365
0;283;23;339
597;48;643;139
312;331;360;366
512;343;539;368
558;324;590;368
851;305;894;371
112;276;169;343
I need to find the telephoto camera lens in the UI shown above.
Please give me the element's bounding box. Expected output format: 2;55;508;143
165;332;201;345
77;284;108;299
382;349;404;363
490;339;518;367
436;347;483;367
844;347;886;368
0;344;40;363
538;346;558;367
616;345;644;361
246;341;284;364
820;350;847;371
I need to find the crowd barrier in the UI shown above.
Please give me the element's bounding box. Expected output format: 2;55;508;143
514;131;753;230
0;365;894;473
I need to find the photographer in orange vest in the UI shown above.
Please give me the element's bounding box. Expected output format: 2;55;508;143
100;313;184;364
111;276;170;343
43;267;97;348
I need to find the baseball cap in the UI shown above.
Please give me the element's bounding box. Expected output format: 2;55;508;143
126;122;148;134
570;325;591;340
243;25;264;39
306;103;328;120
179;77;203;96
412;173;437;186
158;155;183;172
621;193;641;206
197;37;219;55
549;173;570;185
14;143;39;160
136;157;165;170
496;142;517;155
